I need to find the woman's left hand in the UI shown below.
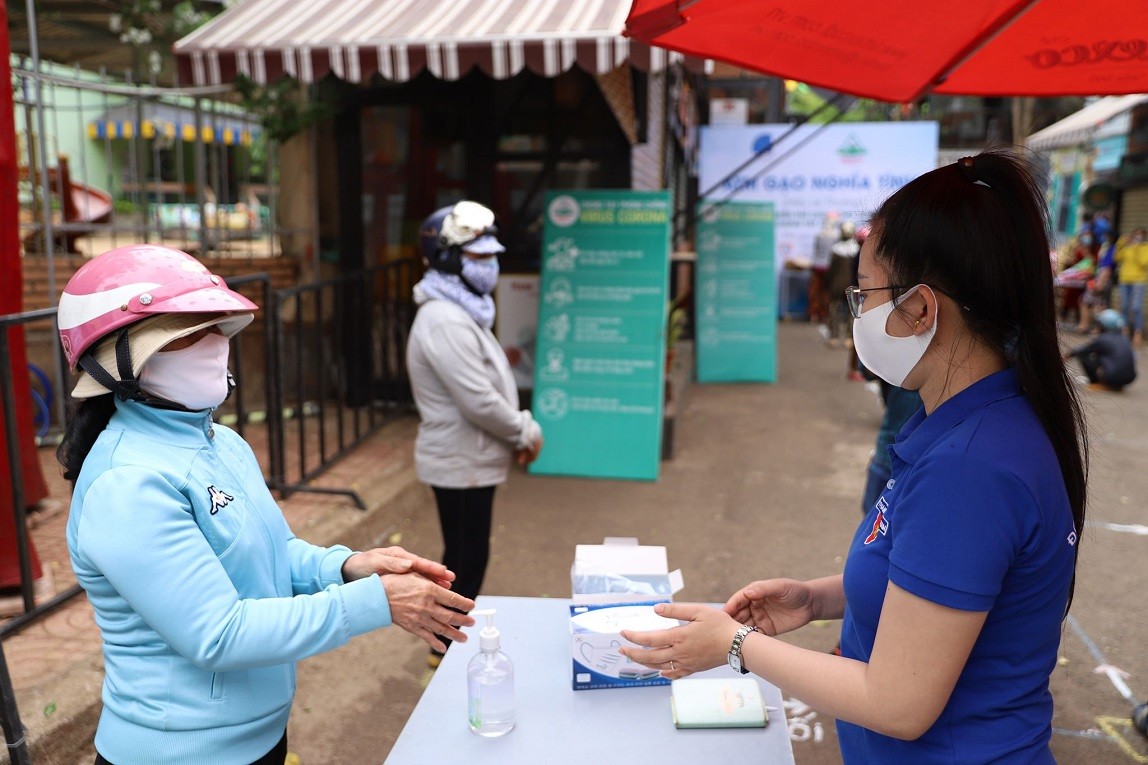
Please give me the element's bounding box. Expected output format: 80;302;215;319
342;546;456;589
619;602;743;680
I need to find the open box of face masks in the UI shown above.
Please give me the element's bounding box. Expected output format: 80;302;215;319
569;538;685;690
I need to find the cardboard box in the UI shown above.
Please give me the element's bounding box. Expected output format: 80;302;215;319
571;537;684;605
569;601;679;690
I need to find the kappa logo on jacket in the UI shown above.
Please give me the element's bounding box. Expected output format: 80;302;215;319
864;496;890;545
207;485;235;515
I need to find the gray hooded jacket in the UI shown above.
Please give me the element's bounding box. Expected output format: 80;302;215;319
406;297;540;488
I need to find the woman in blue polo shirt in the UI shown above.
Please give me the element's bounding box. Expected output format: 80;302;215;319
621;150;1087;764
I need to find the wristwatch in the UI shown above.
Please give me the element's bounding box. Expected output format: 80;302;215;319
727;624;760;674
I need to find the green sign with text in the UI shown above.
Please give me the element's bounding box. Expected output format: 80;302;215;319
695;201;776;382
529;190;671;481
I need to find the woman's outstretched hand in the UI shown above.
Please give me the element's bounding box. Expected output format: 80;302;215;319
618;602;741;680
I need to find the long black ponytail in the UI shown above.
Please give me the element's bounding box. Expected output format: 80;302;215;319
873;148;1088;614
56;393;116;484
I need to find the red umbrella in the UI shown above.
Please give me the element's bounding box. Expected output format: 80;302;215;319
625;0;1148;102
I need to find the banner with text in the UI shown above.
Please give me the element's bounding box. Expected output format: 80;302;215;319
530;190;671;481
695;201;776;382
699;122;938;269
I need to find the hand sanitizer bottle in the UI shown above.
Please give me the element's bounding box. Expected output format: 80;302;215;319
467;608;515;737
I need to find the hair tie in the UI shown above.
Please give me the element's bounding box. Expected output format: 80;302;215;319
957;156;992;188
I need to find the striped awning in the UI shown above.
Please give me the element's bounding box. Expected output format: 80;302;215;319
173;0;701;87
88;102;259;146
1025;94;1148;152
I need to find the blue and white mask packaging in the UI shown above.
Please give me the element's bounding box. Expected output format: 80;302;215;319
568;538;686;690
570;601;680;690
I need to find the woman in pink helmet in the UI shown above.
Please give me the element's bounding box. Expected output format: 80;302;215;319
56;245;475;765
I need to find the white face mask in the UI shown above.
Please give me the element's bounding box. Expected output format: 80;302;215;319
139;332;231;410
852;285;937;387
461;257;499;295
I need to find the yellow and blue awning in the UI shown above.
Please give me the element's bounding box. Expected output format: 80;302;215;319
88;102;259;146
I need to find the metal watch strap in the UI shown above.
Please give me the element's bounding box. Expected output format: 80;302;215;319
729;624;759;673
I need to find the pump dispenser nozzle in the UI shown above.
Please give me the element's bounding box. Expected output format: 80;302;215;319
473;608;500;652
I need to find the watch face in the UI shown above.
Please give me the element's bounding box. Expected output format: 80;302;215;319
728;653;743;673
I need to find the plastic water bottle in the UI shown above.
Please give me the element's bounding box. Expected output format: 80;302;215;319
467;608;515;737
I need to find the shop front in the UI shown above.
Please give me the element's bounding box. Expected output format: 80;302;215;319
174;0;706;275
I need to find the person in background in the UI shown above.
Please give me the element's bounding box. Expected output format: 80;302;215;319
57;245;474;765
620;151;1087;765
1055;232;1096;328
406;201;544;669
1065;308;1137;391
1078;229;1119;333
825;220;861;351
1115;228;1148;346
809;212;840;326
1090;212;1112;245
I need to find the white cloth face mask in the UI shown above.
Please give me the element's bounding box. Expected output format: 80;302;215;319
461;257;500;294
852;285;937;387
139;332;231;410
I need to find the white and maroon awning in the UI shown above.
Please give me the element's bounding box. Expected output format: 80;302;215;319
173;0;701;87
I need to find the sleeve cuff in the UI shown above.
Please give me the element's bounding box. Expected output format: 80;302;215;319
516;410;541;449
323;545;356;587
888;563;995;612
339;574;393;636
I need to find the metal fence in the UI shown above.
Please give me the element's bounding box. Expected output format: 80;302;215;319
268;259;419;508
0;308;79;627
0;307;77;765
10;55;313;482
13;62;287;263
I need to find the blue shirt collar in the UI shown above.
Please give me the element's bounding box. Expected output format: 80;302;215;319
891;368;1022;466
109;398;216;447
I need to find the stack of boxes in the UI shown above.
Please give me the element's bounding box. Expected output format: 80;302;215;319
569;538;684;690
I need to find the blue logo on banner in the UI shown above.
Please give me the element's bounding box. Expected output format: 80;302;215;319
752;134;773;154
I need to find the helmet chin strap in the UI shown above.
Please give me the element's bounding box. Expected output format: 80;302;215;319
437;242;485;296
76;328;194;412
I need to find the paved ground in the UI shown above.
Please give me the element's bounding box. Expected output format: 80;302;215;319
4;321;1148;764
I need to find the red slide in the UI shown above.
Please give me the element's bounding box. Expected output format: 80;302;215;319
22;154;113;253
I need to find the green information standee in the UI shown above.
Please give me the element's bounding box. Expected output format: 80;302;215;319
695;201;777;383
529;190;671;481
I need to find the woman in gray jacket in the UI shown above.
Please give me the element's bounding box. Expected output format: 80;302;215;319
406;201;543;666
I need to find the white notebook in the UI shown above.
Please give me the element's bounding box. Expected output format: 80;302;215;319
670;677;769;729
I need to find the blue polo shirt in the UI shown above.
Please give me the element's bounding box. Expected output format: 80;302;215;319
838;369;1076;764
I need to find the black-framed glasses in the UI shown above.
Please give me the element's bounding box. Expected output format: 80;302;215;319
845;285;909;319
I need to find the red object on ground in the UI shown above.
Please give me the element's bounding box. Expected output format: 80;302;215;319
625;0;1148;102
0;9;47;588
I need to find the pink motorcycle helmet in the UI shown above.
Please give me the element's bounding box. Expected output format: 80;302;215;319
57;245;258;399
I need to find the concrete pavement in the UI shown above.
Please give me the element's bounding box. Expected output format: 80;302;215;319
5;321;1148;764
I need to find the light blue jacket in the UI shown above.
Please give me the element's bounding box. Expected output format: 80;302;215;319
67;399;392;764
